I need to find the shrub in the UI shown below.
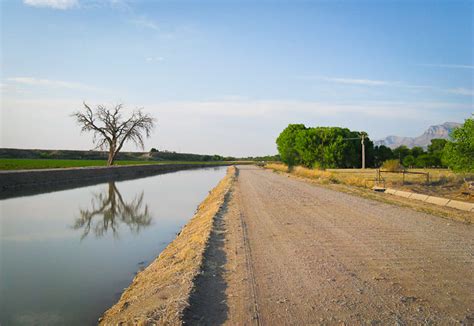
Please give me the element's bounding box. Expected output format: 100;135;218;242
265;163;289;173
39;152;51;159
382;159;403;172
292;166;333;180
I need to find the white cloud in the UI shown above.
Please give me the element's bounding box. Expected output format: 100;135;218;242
142;99;471;120
146;56;164;62
302;75;473;97
419;64;474;69
6;77;101;92
23;0;78;10
446;87;474;96
130;16;159;31
318;77;393;86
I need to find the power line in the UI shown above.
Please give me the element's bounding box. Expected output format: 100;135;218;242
341;134;366;169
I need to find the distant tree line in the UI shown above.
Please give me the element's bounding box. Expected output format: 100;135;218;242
376;116;473;172
240;154;281;161
0;148;230;162
276;116;473;172
149;148;236;161
375;140;447;169
149;149;280;162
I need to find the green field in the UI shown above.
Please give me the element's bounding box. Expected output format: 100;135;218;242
0;159;233;170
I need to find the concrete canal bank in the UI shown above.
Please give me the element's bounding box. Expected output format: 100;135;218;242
0;163;231;199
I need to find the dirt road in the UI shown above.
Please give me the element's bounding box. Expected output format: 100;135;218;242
185;166;474;325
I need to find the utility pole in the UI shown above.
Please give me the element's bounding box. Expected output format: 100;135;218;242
342;133;367;169
361;133;365;169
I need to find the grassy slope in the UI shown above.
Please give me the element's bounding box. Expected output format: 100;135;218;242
0;158;233;170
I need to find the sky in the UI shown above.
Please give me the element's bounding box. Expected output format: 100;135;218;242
1;0;473;157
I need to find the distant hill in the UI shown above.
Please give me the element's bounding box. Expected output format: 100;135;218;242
374;122;461;149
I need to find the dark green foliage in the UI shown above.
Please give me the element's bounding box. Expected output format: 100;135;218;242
442;116;474;172
427;138;447;167
148;150;235;162
276;124;307;167
394;141;449;168
242;154;280;161
402;155;416;168
410;146;424;158
392;145;410;162
428;139;448;154
276;124;373;168
415;154;435;168
373;145;394;167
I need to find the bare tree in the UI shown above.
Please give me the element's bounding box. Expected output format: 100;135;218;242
73;103;155;166
72;182;152;240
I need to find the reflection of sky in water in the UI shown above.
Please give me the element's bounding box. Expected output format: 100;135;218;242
0;167;226;325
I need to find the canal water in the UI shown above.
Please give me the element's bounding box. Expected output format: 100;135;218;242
0;166;227;325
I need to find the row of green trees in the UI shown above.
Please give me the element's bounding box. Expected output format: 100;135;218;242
374;140;447;169
276;124;374;168
149;148;237;161
375;117;473;172
276;116;473;172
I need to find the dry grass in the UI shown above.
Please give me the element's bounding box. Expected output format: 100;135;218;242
266;163;333;182
265;163;289;173
265;164;473;223
99;166;236;326
266;164;473;203
292;166;334;180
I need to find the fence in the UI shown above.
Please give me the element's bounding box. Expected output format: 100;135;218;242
376;169;430;186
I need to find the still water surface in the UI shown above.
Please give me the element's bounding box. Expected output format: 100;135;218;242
0;167;227;325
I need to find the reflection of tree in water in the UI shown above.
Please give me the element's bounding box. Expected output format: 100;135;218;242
73;182;152;239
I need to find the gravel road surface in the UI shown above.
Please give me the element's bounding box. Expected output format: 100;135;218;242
185;166;474;325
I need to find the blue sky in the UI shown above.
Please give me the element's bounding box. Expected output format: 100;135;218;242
1;0;473;156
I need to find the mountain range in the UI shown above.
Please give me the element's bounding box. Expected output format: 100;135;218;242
374;122;461;149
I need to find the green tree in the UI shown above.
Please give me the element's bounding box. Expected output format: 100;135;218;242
276;124;307;167
393;145;410;162
428;139;448;154
374;145;394;167
276;124;373;169
403;155;416;168
410;146;425;158
415;154;436;168
442;117;474;172
427;138;447;167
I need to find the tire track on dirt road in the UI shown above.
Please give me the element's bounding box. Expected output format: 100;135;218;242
189;166;474;325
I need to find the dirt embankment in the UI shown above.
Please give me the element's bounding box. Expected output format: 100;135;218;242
99;166;236;325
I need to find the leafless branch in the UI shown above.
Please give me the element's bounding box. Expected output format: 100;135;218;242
72;102;156;165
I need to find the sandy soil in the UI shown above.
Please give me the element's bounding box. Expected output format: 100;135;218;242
186;166;474;325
